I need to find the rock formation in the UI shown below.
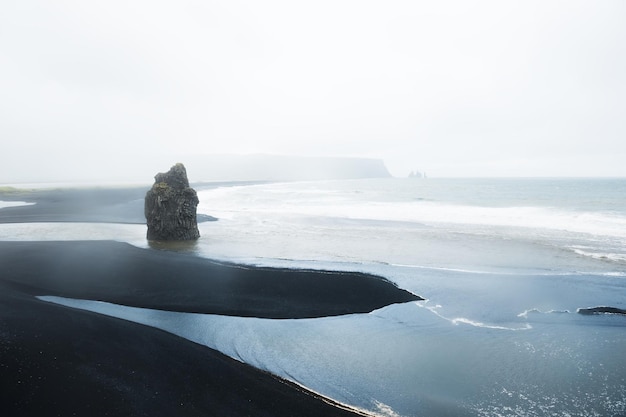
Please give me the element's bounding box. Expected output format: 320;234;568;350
577;306;626;316
145;163;200;241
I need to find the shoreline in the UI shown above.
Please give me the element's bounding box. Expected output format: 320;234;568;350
0;184;420;416
0;240;418;416
0;238;418;416
0;241;420;319
0;276;375;417
0;181;254;224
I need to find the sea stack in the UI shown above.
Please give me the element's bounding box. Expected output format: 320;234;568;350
145;163;200;241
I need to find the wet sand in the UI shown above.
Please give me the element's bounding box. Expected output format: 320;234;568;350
0;240;420;319
0;277;373;417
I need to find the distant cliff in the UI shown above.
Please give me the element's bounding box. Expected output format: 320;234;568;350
184;155;392;181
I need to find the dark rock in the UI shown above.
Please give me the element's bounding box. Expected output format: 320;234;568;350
145;163;200;241
197;213;218;223
577;306;626;316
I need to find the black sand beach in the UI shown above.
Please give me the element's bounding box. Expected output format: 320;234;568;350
0;186;420;416
1;278;381;417
0;183;225;224
0;240;420;319
0;185;150;223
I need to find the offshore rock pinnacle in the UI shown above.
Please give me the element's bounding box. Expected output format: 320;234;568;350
145;163;200;241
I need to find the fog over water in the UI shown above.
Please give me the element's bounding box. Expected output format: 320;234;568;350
2;1;626;182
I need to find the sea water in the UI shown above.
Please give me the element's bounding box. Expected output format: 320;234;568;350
4;178;626;416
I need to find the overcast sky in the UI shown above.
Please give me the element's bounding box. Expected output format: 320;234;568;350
1;0;625;182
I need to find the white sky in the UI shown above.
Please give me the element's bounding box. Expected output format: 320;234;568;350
1;0;625;181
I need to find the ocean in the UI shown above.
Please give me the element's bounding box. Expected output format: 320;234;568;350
4;178;626;416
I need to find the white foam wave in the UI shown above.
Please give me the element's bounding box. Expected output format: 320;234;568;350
0;200;35;209
373;401;403;417
197;182;626;242
198;182;626;274
517;309;571;319
387;262;570;276
570;247;626;264
387;262;626;278
388;263;496;275
415;301;532;331
600;271;626;277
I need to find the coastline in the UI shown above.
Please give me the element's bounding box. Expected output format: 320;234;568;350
0;185;419;416
0;240;420;319
0;185;149;224
0;277;373;417
0;181;251;224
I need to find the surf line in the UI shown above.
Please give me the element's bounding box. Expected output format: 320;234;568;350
414;300;532;331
